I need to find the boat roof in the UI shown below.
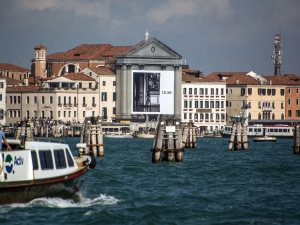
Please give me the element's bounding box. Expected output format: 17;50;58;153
25;141;69;149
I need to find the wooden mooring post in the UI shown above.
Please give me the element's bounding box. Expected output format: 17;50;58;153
182;122;197;148
151;117;184;163
80;116;104;157
293;124;300;154
228;115;249;151
14;120;34;142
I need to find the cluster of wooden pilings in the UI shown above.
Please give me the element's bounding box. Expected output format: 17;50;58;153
228;122;249;151
293;124;300;154
80;116;104;157
14;120;34;142
151;117;184;163
182;122;197;148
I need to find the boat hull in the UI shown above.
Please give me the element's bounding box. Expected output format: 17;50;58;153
0;168;87;205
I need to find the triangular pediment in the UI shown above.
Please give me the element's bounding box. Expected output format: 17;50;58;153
121;37;182;59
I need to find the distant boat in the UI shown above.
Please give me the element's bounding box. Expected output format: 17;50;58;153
0;139;96;205
253;135;276;142
104;133;133;138
136;133;155;138
221;124;294;138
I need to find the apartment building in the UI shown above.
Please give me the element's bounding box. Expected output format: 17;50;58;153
0;63;31;81
182;69;226;132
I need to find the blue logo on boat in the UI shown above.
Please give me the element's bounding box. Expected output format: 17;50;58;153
5;154;13;173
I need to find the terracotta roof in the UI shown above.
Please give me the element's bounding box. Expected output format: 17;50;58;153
6;86;40;93
182;73;222;83
0;75;20;86
207;72;260;85
88;67;115;75
62;72;95;81
46;44;132;61
263;74;300;85
0;63;30;72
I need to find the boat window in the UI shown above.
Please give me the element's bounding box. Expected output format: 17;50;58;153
274;129;278;132
39;150;54;170
249;128;253;132
31;150;39;170
66;149;75;167
113;128;118;132
257;129;261;132
279;129;282;132
270;129;274;132
283;129;287;133
54;149;67;169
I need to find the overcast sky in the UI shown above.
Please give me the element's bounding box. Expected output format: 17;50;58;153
1;0;299;76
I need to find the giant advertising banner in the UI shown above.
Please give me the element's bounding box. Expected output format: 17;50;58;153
132;70;174;114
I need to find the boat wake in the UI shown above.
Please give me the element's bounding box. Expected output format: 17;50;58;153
0;193;120;210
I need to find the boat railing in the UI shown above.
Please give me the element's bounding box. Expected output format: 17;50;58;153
33;137;66;143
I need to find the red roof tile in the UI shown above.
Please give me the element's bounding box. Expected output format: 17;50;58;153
88;67;115;75
0;75;20;86
62;72;95;81
6;86;40;93
47;44;132;61
0;63;30;72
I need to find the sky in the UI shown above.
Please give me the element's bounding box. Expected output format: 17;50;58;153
0;0;299;76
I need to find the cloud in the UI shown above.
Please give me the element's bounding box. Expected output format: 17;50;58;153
16;0;111;19
146;0;232;24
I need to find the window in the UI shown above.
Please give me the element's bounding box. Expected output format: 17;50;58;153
74;97;77;105
74;111;76;118
216;88;219;95
63;111;66;117
200;101;203;108
205;88;208;95
66;149;74;167
58;96;61;105
258;101;261;108
113;107;116;114
102;81;106;86
221;101;224;108
189;101;192;108
41;96;45;104
83;111;85;117
267;89;271;95
184;113;187;119
211;88;214;95
79;82;82;88
102;92;107;101
184;101;188;108
50;96;53;104
297;88;299;94
248;88;252;95
89;72;92;76
102;107;107;119
288;110;292;117
297;99;299;105
0;82;3;88
200;88;204;95
261;89;266;95
113;92;116;101
14;96;16;104
68;97;71;105
92;97;95;105
189;88;192;94
31;151;39;170
241;88;245;96
288;88;291;94
50;111;53;118
195;101;198;108
272;89;276;95
26;96;30;104
89;83;92;89
58;111;61;117
296;110;300;117
83;97;86;106
258;88;262;95
280;89;284;96
194;88;197;95
68;111;71;117
113;81;116;86
34;96;37;104
205;101;209;108
210;101;214;108
288;98;291;105
54;149;67;169
281;102;284;109
39;150;54;170
18;96;20;104
221;88;224;95
183;88;186;94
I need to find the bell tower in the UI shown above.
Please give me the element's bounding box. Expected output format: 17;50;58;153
271;34;282;76
33;45;47;78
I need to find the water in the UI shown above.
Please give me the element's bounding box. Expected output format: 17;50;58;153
1;137;300;224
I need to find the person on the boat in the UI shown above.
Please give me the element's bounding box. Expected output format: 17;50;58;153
0;126;11;151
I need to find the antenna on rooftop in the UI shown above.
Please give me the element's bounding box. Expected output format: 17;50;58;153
271;32;282;76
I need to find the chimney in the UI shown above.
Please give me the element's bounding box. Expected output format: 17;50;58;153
236;79;239;84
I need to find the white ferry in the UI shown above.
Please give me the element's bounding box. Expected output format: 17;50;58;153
102;125;133;138
221;124;294;138
0;139;96;205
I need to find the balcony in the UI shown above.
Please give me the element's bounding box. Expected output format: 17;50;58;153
92;104;97;107
82;104;87;107
262;107;272;112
